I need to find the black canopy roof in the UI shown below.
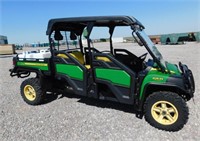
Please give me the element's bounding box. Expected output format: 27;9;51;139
46;16;144;35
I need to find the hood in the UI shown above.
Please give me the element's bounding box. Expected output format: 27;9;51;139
165;62;181;75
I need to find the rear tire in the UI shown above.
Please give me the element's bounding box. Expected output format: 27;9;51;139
144;91;188;131
20;78;45;105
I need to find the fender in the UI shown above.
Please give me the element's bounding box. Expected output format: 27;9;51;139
136;83;190;114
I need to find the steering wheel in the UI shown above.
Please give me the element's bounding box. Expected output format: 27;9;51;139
138;52;148;61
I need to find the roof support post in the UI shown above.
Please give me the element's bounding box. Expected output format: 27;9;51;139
85;22;94;64
79;35;83;53
49;35;54;56
109;26;115;55
85;22;95;80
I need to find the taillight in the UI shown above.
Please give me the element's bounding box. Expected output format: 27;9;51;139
13;58;16;66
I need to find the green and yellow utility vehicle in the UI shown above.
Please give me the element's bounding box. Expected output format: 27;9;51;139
10;16;195;131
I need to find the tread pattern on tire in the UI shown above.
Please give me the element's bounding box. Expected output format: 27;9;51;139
20;78;45;105
144;91;189;131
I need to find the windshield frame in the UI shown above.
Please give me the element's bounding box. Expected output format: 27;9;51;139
133;28;166;71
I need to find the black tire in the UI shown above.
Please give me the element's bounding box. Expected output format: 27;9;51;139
20;78;45;105
144;91;189;131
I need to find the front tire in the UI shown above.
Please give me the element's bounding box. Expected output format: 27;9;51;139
20;78;45;105
144;91;189;131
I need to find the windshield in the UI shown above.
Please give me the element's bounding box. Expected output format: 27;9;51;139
136;30;166;68
137;30;163;60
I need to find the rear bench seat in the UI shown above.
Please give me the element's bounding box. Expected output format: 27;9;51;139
57;51;91;69
57;51;111;69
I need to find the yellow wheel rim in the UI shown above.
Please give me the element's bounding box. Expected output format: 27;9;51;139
24;85;36;101
151;101;178;125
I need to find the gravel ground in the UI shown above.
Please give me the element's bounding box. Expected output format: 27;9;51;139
0;42;200;141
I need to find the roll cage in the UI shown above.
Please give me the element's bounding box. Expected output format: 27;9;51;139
46;16;165;72
46;16;144;53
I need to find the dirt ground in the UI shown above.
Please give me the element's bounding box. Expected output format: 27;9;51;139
0;42;200;141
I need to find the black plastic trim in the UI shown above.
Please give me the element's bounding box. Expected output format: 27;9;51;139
138;82;192;112
96;79;133;104
93;53;136;105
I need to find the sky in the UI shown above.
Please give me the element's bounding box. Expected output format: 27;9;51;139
0;0;200;44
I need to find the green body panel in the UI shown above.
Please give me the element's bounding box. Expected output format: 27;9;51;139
95;68;131;87
139;68;170;99
56;64;83;80
153;62;181;74
166;62;181;74
17;61;49;71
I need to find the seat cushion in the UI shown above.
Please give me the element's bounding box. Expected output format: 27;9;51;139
96;56;111;62
57;53;68;58
70;51;84;64
85;65;91;69
57;51;85;65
